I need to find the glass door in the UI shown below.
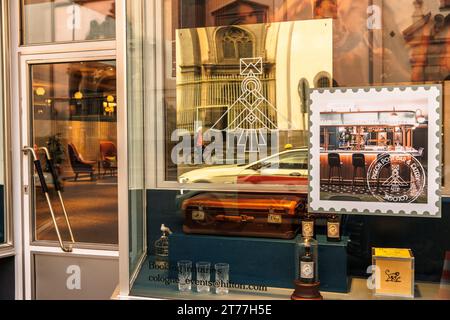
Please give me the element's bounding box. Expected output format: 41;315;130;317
29;60;118;247
21;55;120;299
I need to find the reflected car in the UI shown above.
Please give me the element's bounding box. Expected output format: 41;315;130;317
178;148;309;185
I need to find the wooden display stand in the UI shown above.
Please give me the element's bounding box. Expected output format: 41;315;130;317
291;281;323;300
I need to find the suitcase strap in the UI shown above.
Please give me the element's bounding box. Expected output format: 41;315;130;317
215;215;255;223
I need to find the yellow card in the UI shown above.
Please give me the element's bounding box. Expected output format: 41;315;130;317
374;248;412;259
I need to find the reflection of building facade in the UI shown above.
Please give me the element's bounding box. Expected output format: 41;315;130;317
176;24;276;133
176;20;333;141
403;0;450;81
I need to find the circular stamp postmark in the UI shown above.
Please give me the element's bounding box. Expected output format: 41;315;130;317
366;153;426;203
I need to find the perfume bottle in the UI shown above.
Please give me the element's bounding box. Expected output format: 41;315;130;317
327;214;341;242
296;237;319;284
301;213;315;239
154;224;172;269
300;245;315;284
292;237;322;300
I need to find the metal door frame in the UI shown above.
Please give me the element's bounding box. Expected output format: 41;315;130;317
0;0;14;260
10;1;124;300
19;49;120;301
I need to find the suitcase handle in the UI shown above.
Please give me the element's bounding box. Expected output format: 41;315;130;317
215;215;255;223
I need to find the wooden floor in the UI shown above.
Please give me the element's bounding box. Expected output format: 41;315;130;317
34;175;118;245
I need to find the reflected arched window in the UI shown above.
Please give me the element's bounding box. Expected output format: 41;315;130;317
314;71;332;88
218;27;253;61
317;76;331;88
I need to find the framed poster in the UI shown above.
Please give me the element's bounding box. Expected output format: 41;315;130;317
309;85;442;217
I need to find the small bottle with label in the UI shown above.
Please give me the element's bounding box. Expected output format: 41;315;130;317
296;237;319;285
154;224;172;269
327;214;341;242
301;213;315;239
300;245;314;284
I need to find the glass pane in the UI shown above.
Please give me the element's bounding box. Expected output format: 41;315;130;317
171;20;323;186
128;0;450;300
0;9;5;245
127;0;146;276
22;0;116;45
30;60;118;245
160;0;450;192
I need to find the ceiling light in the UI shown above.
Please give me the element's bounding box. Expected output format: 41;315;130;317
390;107;398;117
74;91;83;100
35;87;46;96
416;109;426;124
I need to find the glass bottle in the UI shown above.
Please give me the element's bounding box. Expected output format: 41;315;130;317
300;246;314;284
296;237;319;284
327;214;341;242
301;213;315;239
154;224;172;269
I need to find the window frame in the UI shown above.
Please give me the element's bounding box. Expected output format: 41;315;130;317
20;0;117;46
9;0;122;299
0;0;14;257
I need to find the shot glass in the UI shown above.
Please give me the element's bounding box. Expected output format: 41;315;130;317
196;262;211;293
215;263;230;295
177;260;193;292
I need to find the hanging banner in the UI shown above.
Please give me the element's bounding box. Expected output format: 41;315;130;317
309;85;442;217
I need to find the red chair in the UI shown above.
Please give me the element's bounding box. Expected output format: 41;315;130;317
100;141;117;177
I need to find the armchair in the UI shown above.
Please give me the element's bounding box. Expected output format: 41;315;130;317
68;143;96;181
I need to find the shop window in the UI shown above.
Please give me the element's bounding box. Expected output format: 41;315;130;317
31;60;118;245
21;0;116;45
174;20;319;183
125;0;450;300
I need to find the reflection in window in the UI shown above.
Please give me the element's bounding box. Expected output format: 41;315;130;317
22;0;115;45
441;0;450;9
175;0;450;86
166;0;450;190
219;27;253;60
212;0;268;26
31;61;118;245
175;20;330;181
313;0;337;19
314;71;332;88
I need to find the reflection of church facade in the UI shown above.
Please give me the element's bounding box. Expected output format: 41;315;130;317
176;24;277;133
176;17;333;150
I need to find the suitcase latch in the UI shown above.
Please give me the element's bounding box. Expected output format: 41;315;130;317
268;209;282;224
192;207;205;221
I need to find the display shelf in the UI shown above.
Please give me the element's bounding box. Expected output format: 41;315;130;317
169;233;349;292
127;256;445;300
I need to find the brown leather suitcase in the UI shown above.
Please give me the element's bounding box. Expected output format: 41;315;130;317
181;192;307;239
